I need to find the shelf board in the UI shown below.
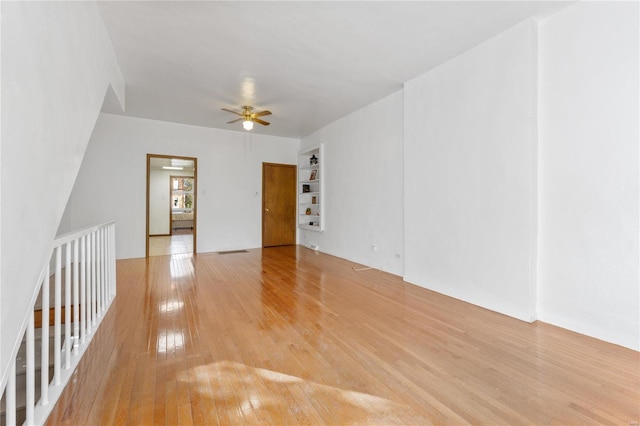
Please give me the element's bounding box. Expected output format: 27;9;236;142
300;191;320;195
300;180;320;184
299;203;320;206
299;224;321;231
300;165;320;170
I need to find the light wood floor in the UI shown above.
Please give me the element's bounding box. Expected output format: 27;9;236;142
149;231;193;256
47;246;639;425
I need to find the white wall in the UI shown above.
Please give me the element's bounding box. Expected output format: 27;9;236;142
404;20;538;322
538;2;639;350
301;91;404;276
149;168;193;235
0;1;124;385
61;114;298;259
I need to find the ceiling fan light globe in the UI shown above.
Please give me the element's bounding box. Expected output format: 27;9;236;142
243;120;254;131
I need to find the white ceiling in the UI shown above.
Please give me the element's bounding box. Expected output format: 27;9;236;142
98;1;569;139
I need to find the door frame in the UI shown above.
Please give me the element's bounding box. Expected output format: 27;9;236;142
262;162;297;247
146;154;198;257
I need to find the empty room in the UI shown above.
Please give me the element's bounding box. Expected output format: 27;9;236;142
1;1;638;424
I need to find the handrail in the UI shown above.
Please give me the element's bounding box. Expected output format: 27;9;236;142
52;220;116;248
0;221;117;425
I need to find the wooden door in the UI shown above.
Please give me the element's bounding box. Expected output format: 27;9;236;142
262;163;296;247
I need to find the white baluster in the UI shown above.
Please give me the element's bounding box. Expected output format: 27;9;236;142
103;227;107;305
65;242;72;369
103;227;107;308
105;224;110;299
54;246;62;385
112;223;117;298
26;311;35;424
41;263;50;406
92;231;97;326
97;228;102;316
87;233;92;334
80;234;87;344
100;228;109;315
6;360;16;425
98;228;102;315
105;227;110;300
73;238;80;353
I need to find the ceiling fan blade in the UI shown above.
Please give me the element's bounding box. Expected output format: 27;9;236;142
221;108;242;116
253;110;272;117
254;118;270;126
227;118;243;124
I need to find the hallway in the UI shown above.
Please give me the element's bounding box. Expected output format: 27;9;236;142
148;230;193;256
47;247;639;424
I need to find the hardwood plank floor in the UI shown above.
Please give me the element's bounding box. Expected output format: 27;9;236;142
47;246;639;425
149;231;194;257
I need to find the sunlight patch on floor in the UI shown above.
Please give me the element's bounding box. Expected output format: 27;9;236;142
178;361;424;424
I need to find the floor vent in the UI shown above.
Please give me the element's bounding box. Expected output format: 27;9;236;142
218;250;249;255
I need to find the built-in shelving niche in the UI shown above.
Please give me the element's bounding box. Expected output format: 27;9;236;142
298;144;324;232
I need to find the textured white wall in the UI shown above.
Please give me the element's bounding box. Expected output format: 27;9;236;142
404;20;538;322
538;2;639;350
63;114;298;259
0;1;124;385
301;91;405;276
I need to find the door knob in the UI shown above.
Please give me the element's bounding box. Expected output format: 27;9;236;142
265;208;270;213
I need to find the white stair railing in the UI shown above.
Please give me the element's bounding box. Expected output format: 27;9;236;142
0;221;116;425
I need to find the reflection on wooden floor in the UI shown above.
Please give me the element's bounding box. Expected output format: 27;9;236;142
47;246;639;425
149;230;193;256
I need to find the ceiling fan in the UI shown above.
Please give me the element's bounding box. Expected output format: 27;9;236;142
222;106;271;131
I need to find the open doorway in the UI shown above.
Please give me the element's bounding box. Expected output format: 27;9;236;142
146;154;197;257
